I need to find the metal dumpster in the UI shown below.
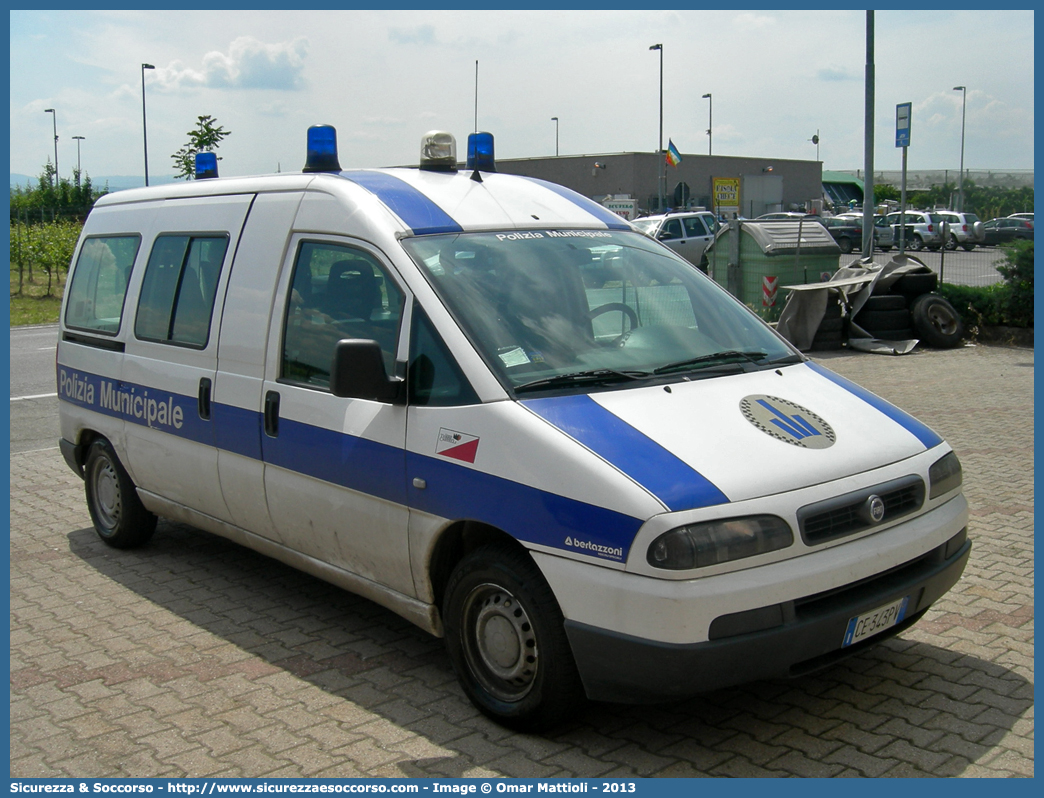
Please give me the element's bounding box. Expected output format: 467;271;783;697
706;220;841;321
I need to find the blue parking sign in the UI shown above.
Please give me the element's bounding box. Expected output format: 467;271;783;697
896;102;912;148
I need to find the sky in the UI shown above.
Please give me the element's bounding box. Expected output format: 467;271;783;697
8;8;1036;185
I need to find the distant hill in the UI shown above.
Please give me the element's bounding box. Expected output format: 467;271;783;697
10;173;178;192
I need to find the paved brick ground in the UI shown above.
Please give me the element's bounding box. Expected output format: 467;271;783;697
10;343;1033;778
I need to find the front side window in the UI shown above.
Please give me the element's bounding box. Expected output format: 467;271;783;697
282;241;405;389
65;235;141;334
402;230;797;395
135;234;228;347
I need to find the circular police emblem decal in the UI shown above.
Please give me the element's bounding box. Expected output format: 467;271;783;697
740;394;836;449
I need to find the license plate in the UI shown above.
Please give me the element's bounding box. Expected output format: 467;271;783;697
842;596;910;647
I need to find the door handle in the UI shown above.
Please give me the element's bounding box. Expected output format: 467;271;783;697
198;377;212;420
264;391;280;437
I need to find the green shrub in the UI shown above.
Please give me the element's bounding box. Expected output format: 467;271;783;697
937;240;1033;329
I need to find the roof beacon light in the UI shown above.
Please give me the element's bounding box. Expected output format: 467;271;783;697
419;131;457;171
303;124;342;173
194;151;218;180
466;131;496;172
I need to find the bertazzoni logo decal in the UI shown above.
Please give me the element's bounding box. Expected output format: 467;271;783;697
740;395;836;449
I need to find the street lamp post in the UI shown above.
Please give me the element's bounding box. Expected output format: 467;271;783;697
44;108;58;186
551;116;559;156
72;136;85;186
142;63;155;186
702;93;712;156
650;44;663;212
953;85;966;212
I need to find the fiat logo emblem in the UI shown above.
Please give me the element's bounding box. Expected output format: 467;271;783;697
866;495;886;523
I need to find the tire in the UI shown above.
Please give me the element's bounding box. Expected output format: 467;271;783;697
861;294;908;311
443;543;585;731
961;243;976;252
890;272;938;300
84;439;157;549
860;328;914;341
854;309;911;331
809;330;844;351
837;237;854;254
945;234;959;251
911;293;964;348
908;235;924;252
817;316;844;334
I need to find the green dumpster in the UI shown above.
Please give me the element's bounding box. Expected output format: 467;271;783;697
706;220;841;321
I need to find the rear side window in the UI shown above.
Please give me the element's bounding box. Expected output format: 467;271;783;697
135;235;229;348
64;235;141;335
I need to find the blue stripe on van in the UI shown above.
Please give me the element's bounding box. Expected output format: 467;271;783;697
520;177;634;230
806;361;943;449
340;170;463;235
60;366;644;559
262;416;408;507
522;394;730;512
406;452;642;561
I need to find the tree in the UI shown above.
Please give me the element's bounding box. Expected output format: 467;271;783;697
171;115;231;180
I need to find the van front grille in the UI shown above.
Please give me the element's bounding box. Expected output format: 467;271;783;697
798;475;925;545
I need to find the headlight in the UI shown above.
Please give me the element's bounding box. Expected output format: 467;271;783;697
929;451;963;499
647;515;793;570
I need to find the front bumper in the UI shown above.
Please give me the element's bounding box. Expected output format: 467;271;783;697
565;530;970;704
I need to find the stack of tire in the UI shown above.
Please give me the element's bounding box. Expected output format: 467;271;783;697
853;271;964;348
809;294;845;351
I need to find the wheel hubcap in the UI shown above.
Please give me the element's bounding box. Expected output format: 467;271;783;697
461;583;538;702
91;457;121;531
928;306;958;335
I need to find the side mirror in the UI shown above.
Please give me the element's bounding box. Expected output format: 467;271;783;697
329;339;403;403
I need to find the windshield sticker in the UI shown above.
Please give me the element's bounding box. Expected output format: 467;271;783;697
499;347;531;368
436;428;480;464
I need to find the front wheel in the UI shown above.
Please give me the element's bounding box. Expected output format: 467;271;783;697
837;237;854;254
84;438;157;548
443;544;585;731
908;235;924;251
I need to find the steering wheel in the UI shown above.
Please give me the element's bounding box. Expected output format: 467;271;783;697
588;302;640;347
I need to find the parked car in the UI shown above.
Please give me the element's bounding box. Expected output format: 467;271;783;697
885;211;945;251
817;216;864;254
1008;213;1034;222
836;213;895;252
935;211;985;251
633;211;719;266
982;217;1034;245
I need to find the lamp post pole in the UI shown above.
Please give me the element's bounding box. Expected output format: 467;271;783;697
551;116;559;156
702;93;712;156
650;44;663;211
44;108;58;186
953;85;966;212
142;63;155;186
72;136;85;186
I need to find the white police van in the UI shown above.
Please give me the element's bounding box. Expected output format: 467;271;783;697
57;127;970;731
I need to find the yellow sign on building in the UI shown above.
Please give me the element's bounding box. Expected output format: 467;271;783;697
713;177;740;217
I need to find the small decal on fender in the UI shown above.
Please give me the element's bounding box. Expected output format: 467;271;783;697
436;428;480;463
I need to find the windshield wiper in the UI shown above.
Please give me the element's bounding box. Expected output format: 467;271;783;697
653;350;768;375
513;368;653;394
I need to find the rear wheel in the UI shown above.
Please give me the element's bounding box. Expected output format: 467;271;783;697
908;235;924;251
84;439;157;549
837;237;854;254
443;544;585;731
945;234;959;251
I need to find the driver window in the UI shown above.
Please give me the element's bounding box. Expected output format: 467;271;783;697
282;241;404;389
660;219;683;240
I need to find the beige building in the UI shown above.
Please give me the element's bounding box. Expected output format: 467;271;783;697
494;150;824;218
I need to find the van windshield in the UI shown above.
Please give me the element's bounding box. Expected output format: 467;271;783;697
402;230;798;394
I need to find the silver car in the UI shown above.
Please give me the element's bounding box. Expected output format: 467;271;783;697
885;210;945;251
936;211;985;251
633;211;719;266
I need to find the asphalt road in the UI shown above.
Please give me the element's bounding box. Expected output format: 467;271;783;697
10;323;60;454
